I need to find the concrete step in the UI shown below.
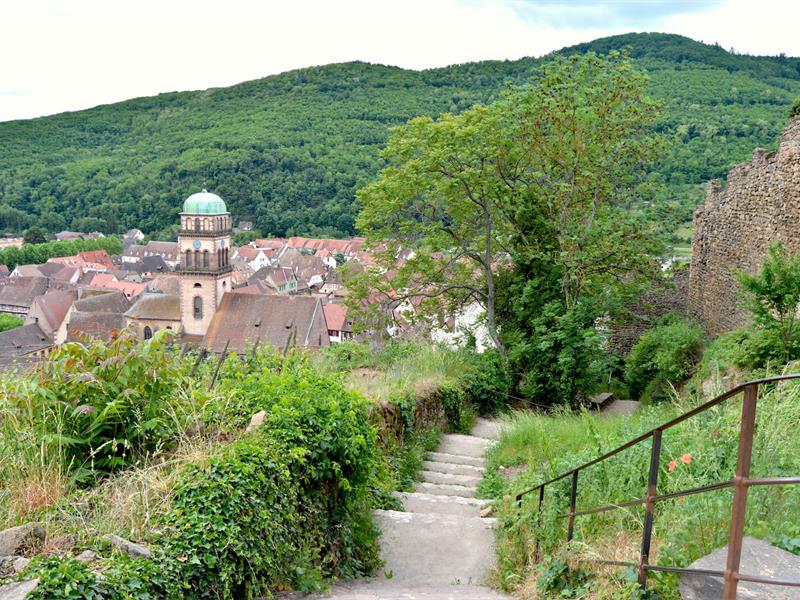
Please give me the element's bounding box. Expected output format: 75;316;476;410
394;491;490;517
372;510;498;586
470;417;507;441
426;452;486;468
421;460;485;477
413;482;477;498
420;470;482;488
437;435;494;459
290;581;511;599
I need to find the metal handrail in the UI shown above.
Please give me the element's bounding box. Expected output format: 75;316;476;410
514;374;800;598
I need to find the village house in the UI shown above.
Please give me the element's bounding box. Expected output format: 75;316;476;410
0;323;53;370
322;303;354;343
250;265;298;294
59;290;132;345
0;277;50;316
24;289;78;341
233;245;272;271
121;241;180;268
124;293;181;340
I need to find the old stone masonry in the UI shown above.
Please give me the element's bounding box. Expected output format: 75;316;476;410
302;419;510;600
689;116;800;335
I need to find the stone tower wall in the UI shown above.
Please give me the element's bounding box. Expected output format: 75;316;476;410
688;117;800;335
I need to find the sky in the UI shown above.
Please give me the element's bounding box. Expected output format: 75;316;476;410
1;0;799;122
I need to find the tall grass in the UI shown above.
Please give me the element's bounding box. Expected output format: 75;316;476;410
311;341;474;402
486;370;800;599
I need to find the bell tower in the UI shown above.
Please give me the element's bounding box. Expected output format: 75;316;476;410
178;189;232;336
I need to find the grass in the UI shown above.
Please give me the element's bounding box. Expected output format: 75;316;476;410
484;372;800;599
311;340;475;403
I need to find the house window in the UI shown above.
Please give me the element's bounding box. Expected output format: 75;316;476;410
143;326;152;340
193;296;203;319
185;250;191;268
194;218;200;232
203;250;209;268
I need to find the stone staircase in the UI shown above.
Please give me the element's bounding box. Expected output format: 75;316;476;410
302;418;510;599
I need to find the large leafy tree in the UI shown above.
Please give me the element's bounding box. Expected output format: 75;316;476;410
355;51;665;405
354;104;511;352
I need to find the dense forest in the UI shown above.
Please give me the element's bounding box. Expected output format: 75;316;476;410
0;32;798;239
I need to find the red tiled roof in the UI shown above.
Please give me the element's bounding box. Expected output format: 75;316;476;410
322;303;348;331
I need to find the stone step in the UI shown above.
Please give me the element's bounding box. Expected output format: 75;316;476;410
437;436;494;459
421;460;485;477
290;581;511;599
394;491;490;517
420;470;482;488
470;417;507;441
413;482;477;498
426;452;486;468
372;510;498;586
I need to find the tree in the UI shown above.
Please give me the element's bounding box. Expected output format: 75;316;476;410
355;52;665;406
23;226;48;244
737;242;800;362
355;103;511;352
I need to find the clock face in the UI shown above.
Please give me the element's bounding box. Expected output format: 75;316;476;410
193;240;201;249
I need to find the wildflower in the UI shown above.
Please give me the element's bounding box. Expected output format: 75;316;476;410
668;460;677;472
680;453;692;465
677;498;685;504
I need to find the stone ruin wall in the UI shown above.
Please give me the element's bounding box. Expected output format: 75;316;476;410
689;117;800;335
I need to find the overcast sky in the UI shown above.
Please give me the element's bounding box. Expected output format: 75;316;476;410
1;0;799;122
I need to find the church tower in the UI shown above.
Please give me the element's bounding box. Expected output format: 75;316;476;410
179;190;232;336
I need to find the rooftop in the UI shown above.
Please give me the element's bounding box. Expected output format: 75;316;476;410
182;189;228;215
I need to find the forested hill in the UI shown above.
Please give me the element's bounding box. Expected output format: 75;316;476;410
1;32;798;239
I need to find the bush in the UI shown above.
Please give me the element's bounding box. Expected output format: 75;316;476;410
160;437;305;598
0;330;186;478
461;349;512;414
625;314;704;401
438;382;475;433
736;242;800;364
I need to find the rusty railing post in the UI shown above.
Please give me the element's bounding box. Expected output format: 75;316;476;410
567;470;579;541
534;484;545;561
638;429;663;587
723;383;758;599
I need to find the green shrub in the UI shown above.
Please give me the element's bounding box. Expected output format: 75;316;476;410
160;437;305;598
0;330;186;478
24;556;103;599
736;242;800;364
625;313;704;401
438;382;475;433
792;96;800;118
461;349;512;414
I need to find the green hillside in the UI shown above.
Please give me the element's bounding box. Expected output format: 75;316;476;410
0;32;798;239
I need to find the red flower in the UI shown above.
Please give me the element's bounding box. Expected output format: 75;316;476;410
668;460;677;473
680;453;692;465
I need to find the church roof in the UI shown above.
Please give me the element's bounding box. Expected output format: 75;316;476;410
181;190;227;215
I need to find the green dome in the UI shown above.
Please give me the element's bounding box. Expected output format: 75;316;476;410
181;189;227;215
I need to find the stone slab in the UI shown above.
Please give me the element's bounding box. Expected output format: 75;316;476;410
421;460;485;477
281;581;511;599
394;492;489;517
413;482;477;498
426;452;486;468
680;536;800;599
372;510;497;586
419;470;481;488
